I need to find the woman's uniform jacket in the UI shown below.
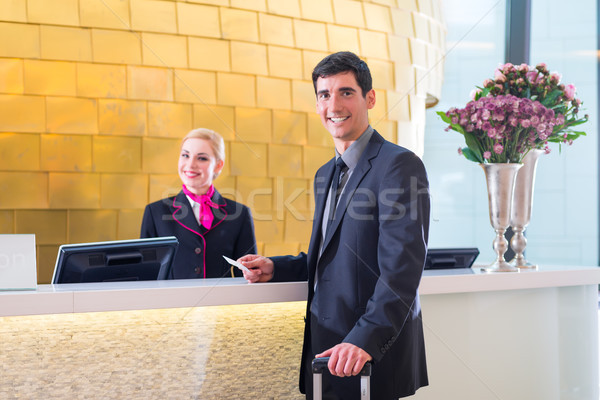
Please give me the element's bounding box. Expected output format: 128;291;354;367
140;189;257;279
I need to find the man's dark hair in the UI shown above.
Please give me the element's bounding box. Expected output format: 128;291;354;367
311;51;373;97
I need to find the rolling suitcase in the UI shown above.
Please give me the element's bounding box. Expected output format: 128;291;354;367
312;357;372;400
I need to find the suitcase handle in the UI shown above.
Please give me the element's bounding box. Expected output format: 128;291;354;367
312;357;372;376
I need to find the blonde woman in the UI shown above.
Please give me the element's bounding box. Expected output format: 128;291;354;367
141;128;256;279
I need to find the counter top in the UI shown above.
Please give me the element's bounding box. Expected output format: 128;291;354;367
1;265;599;317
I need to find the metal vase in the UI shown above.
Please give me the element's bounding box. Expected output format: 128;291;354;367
510;149;544;269
480;163;522;273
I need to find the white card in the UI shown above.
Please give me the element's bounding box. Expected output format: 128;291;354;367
222;255;250;273
0;234;37;290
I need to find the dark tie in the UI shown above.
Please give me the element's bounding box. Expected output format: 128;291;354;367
327;157;348;226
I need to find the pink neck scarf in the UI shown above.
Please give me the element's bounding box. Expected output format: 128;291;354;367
182;184;218;230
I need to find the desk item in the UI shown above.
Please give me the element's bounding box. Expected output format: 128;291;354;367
52;237;178;284
0;234;37;290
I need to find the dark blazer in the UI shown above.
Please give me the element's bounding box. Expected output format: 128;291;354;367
271;131;430;400
140;189;257;279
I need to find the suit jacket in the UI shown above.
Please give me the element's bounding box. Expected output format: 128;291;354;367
271;131;430;399
140;189;257;279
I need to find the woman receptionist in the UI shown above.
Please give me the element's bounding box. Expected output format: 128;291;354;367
141;128;257;279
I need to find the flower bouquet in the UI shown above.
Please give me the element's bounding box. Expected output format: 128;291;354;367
438;62;588;163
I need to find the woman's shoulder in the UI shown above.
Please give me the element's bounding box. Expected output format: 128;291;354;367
145;193;182;211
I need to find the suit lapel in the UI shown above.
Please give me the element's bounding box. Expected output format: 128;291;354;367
321;132;384;253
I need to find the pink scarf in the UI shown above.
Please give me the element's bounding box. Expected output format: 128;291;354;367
182;184;218;230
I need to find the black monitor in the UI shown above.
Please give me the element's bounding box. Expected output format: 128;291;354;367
52;237;179;284
424;248;479;270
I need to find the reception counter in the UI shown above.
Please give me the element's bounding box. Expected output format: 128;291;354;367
1;265;599;399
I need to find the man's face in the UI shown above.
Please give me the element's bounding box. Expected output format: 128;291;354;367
315;71;376;144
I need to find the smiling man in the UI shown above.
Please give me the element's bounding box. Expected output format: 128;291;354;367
240;52;430;400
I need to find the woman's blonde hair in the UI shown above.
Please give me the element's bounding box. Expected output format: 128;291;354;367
181;128;225;163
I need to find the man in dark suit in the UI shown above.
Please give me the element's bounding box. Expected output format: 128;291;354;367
240;51;430;400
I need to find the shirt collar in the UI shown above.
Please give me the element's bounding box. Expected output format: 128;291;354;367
335;125;374;171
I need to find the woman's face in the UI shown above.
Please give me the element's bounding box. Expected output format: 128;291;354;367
178;138;224;195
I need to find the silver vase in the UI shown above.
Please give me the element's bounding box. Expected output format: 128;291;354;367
480;163;522;273
510;149;544;269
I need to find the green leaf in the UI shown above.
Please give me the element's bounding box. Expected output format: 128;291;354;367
463;131;484;163
461;148;481;163
436;111;451;123
541;89;562;107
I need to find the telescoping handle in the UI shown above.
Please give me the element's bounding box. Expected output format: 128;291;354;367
312;357;371;400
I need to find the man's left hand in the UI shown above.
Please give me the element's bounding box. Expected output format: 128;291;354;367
315;343;372;377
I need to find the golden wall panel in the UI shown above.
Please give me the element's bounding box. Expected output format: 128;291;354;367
40;134;93;172
174;69;217;105
363;2;393;32
327;25;361;55
48;173;100;209
141;32;188;68
0;58;23;94
79;0;131;30
98;99;147;136
15;210;67;245
192;105;235;141
46;97;98;134
268;144;303;178
142;138;180;174
68;209;118;243
77;63;127;99
92;29;142;64
236;177;274;212
264;241;300;256
0;23;39;58
257;76;292;110
217;73;256;107
92;136;142;173
147;102;193;138
0;133;40;171
130;0;177;34
0;0;445;281
188;37;231;72
176;2;221;38
300;0;334;23
24;60;77;96
258;13;295;47
36;244;59;282
40;26;93;62
0;0;27;22
284;210;313;242
234;107;272;143
100;174;148;209
332;0;365;28
27;0;79;26
0;211;14;233
231;41;268;76
267;46;303;80
229;142;268;177
0;95;45;133
220;8;259;42
266;0;301;18
273;110;307;145
117;209;145;240
293;20;328;52
127;66;173;101
0;173;48;209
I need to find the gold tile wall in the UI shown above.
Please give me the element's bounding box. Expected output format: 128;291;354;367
0;301;307;399
0;0;446;283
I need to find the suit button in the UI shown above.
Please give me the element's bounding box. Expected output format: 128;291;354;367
195;247;202;254
194;267;202;274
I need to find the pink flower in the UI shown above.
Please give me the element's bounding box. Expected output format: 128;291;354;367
483;151;491;159
564;84;576;101
470;88;482;100
549;72;561;84
457;147;463;155
493;143;503;154
494;69;507;83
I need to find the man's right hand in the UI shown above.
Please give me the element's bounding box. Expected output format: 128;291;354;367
237;254;274;283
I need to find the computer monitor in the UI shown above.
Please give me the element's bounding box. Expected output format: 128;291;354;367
424;248;479;270
52;237;179;284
